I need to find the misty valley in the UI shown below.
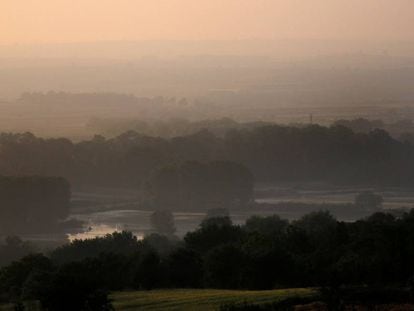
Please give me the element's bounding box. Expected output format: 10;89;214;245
2;116;414;239
2;103;414;309
3;7;414;307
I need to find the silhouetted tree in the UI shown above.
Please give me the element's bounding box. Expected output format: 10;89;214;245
355;191;383;212
0;176;70;235
150;210;176;237
0;236;33;267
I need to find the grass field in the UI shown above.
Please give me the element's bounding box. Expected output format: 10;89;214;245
111;288;317;311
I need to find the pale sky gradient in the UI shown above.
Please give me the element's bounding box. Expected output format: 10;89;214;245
1;0;414;44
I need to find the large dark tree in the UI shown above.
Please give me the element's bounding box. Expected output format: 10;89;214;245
146;161;254;211
150;210;176;237
0;176;70;234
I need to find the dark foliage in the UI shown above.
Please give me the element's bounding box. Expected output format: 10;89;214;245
150;210;176;236
1;124;414;192
145;161;254;210
0;236;33;268
2;211;414;308
0;175;70;234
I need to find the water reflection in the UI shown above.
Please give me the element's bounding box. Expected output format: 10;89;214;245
68;223;144;241
67;210;207;241
67;209;260;242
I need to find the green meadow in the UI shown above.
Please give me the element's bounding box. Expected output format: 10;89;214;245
111;288;316;311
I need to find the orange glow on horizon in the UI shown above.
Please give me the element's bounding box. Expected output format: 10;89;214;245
1;0;414;45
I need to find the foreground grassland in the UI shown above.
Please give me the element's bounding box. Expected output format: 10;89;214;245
111;288;316;311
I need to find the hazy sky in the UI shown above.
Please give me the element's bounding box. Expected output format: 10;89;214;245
1;0;414;44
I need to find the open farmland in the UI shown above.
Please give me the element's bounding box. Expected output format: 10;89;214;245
111;288;316;311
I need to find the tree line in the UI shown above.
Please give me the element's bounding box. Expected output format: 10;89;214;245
1;210;414;310
1;124;414;189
